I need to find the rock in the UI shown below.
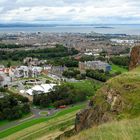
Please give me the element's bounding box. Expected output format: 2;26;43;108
129;46;140;70
75;88;121;132
74;47;140;133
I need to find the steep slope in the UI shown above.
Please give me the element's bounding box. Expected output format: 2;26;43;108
69;117;140;140
75;66;140;132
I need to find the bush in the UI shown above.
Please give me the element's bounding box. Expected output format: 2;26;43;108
63;69;80;78
86;69;110;82
0;94;30;120
110;56;130;67
33;84;87;108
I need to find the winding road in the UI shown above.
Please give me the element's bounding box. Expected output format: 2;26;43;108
0;107;59;132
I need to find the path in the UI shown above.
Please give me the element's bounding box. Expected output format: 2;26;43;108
0;107;58;132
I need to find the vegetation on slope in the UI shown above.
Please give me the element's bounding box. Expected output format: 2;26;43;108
110;64;128;74
0;103;86;139
68;117;140;140
59;66;140;140
33;80;101;108
92;66;140;120
71;66;140;136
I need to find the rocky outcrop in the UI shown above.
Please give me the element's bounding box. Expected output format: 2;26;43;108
129;46;140;70
75;64;140;132
75;88;123;132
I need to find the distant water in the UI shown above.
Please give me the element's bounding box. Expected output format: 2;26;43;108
0;24;140;35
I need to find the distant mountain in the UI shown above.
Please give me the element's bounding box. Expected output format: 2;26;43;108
0;23;125;28
94;26;114;29
0;23;56;28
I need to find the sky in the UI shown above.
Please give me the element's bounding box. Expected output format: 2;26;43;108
0;0;140;24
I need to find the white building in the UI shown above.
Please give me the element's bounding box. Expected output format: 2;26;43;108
26;84;56;96
14;66;43;78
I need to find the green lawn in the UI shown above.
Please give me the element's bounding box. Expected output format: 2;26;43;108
0;113;33;127
0;120;9;126
111;64;128;74
66;80;102;97
39;111;48;116
0;103;86;139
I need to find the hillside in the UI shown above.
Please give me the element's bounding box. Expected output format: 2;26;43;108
75;66;140;132
0;103;86;140
58;66;139;140
68;116;140;140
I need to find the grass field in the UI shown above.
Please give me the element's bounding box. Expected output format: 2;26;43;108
0;113;33;127
111;64;128;74
0;103;86;139
0;120;9;127
68;117;140;140
39;111;48;116
66;80;102;97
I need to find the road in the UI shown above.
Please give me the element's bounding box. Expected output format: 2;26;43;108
0;107;59;132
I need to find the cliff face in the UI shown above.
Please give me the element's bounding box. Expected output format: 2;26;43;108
75;88;123;132
75;66;140;132
129;46;140;70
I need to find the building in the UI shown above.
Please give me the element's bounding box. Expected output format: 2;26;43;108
49;66;68;76
79;61;111;72
13;66;43;78
0;74;11;87
26;84;56;96
23;57;47;66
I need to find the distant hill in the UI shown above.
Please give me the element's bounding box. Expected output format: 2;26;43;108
0;23;56;28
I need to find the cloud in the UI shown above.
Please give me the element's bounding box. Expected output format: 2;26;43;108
0;0;140;23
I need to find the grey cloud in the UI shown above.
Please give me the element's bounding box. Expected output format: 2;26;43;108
0;0;140;24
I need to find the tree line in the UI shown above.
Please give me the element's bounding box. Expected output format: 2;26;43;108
0;44;32;49
86;69;121;82
0;44;78;61
33;84;90;108
0;93;30;120
110;56;130;67
62;68;86;80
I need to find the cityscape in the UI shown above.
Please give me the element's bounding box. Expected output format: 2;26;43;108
0;0;140;140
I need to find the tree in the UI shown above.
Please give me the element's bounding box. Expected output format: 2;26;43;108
0;94;30;121
7;61;11;68
22;104;30;114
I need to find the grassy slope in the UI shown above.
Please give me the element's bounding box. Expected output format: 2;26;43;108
0;113;33;127
68;67;140;140
68;117;140;140
66;80;102;97
94;66;140;119
110;64;128;74
0;103;86;139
